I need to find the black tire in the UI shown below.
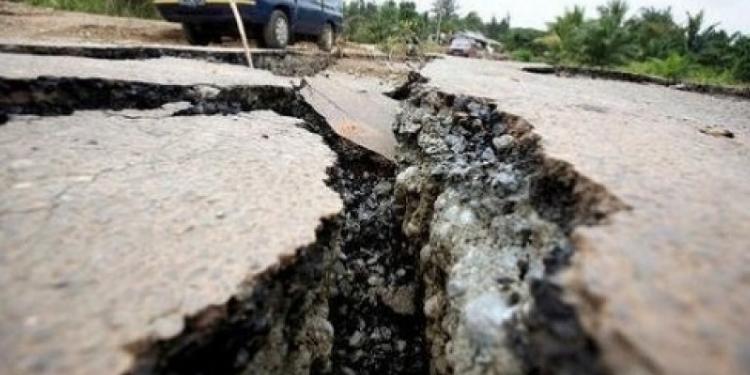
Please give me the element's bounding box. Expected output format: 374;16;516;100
182;23;212;46
263;10;290;49
317;23;334;52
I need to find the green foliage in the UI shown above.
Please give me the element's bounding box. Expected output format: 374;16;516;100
733;36;750;82
345;1;429;43
341;0;747;85
462;11;483;32
511;49;533;62
24;0;157;18
575;0;636;67
626;6;684;59
502;28;546;55
626;53;690;81
432;0;458;19
531;1;748;85
485;14;510;41
544;6;585;63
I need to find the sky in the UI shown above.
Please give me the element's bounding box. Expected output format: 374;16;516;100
409;0;750;33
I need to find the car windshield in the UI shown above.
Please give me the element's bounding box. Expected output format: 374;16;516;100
450;38;472;49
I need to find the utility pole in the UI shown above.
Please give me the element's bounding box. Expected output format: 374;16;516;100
435;9;442;44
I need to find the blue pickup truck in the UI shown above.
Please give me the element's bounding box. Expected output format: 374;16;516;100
153;0;343;51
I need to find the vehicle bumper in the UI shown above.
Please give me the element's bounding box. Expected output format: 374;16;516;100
448;50;469;57
154;0;261;24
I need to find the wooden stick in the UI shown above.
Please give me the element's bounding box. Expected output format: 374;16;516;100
229;0;254;68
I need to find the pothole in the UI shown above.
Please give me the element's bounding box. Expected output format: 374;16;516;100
1;71;627;374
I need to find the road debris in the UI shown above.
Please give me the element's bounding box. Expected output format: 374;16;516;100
699;125;735;138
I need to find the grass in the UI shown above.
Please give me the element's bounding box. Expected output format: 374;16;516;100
624;54;744;87
23;0;159;19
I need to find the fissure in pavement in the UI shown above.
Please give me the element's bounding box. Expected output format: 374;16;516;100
1;70;627;375
0;43;332;76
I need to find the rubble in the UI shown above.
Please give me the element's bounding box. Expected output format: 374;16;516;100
392;79;626;374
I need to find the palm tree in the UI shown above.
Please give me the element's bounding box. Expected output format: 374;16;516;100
627;6;684;59
543;5;586;63
576;0;636;67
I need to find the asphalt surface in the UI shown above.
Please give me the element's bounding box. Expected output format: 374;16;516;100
2;29;749;374
302;72;399;159
0;52;292;87
0;108;341;375
423;57;750;375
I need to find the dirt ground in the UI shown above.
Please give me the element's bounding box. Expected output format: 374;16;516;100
0;1;184;44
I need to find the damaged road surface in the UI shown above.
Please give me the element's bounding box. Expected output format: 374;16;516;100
0;50;427;375
2;46;750;375
0;109;342;374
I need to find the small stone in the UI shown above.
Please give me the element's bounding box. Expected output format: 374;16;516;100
379;284;417;315
480;148;497;163
367;276;382;286
195;85;221;99
424;294;442;318
464;292;514;346
492;171;520;192
396;340;407;352
348;331;364;347
492;135;515;151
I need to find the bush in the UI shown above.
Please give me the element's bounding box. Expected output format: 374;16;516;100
24;0;158;18
638;53;690;81
511;49;533;62
626;54;737;85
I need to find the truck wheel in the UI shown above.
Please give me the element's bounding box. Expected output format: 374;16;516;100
263;10;290;49
317;23;334;52
182;23;212;46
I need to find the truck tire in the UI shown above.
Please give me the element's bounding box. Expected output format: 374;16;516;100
263;10;290;49
317;23;334;52
182;23;212;46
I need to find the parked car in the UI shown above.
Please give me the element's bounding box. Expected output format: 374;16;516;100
153;0;343;51
447;37;478;58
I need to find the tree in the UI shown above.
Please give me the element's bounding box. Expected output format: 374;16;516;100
627;6;684;59
399;1;419;22
576;0;636;67
685;11;717;54
432;0;458;19
463;11;484;32
733;36;750;82
543;5;585;63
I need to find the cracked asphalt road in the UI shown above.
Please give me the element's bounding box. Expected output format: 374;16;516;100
2;33;750;375
423;57;750;375
0;109;341;375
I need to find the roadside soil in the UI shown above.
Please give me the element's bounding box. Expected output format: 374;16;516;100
0;1;184;45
